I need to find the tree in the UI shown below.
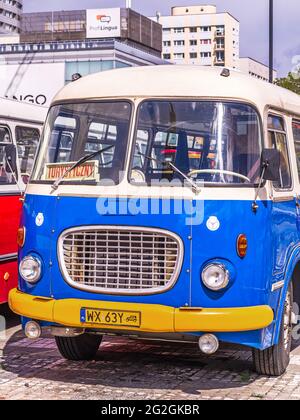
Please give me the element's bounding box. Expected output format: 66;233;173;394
275;71;300;95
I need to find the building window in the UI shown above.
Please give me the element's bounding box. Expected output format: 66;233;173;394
200;26;211;32
174;53;185;60
190;53;197;59
189;27;197;33
216;25;225;36
200;39;211;45
174;28;185;33
216;51;225;62
163;41;171;47
163;54;171;60
65;60;123;83
190;40;197;46
163;28;171;33
174;40;185;46
200;52;211;58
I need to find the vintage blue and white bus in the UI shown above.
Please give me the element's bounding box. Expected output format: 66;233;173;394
9;66;300;376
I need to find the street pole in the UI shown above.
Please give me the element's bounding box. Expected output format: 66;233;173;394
269;0;274;83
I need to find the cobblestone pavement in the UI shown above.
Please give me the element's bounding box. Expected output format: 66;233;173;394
1;311;300;400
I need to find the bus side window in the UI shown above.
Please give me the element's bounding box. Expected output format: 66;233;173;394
268;115;292;190
16;126;40;184
0;126;14;185
292;119;300;182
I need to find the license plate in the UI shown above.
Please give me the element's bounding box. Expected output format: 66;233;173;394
80;308;141;328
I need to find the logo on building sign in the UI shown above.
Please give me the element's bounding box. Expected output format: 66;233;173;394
86;8;121;39
97;15;111;24
5;94;47;106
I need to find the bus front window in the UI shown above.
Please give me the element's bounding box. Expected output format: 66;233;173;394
32;101;132;185
130;101;262;186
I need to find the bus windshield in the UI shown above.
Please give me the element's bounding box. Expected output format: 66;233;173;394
32;101;132;185
0;127;16;185
130;101;262;186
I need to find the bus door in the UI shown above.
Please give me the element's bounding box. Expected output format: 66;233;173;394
0;125;21;303
268;114;299;285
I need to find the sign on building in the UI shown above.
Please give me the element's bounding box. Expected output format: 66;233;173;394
0;62;65;106
86;8;121;39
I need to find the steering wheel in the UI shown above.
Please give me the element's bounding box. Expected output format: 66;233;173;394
188;169;251;183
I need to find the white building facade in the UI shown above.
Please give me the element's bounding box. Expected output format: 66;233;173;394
154;5;240;69
239;57;277;83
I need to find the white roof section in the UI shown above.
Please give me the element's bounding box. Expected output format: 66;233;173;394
53;65;300;116
0;97;47;124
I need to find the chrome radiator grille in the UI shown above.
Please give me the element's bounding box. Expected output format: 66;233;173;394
58;227;183;295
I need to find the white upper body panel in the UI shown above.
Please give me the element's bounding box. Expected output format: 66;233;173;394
53;65;300;117
0;98;48;125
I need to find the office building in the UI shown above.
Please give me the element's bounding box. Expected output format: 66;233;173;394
153;5;240;68
0;0;22;34
0;7;165;106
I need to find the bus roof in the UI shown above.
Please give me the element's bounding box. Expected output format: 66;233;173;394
53;65;300;117
0;97;47;125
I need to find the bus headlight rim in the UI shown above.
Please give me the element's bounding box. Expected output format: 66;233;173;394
201;263;230;291
19;255;42;284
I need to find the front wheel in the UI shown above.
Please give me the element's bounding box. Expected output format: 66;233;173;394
55;333;103;361
252;283;293;376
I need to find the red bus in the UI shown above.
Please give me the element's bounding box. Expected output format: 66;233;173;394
0;99;47;304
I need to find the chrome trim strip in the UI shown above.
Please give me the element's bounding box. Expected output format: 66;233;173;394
272;280;285;292
272;196;294;203
58;226;184;296
0;253;18;263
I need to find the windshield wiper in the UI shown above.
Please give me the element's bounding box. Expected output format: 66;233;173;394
138;152;201;194
51;145;114;192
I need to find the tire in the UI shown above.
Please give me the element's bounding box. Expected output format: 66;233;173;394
252;282;293;376
55;333;102;361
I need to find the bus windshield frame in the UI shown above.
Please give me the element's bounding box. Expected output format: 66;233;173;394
129;99;263;188
31;100;133;186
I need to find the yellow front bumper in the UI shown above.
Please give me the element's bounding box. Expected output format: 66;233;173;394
9;289;274;333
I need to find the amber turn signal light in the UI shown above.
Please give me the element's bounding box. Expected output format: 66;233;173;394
237;234;248;258
17;227;26;248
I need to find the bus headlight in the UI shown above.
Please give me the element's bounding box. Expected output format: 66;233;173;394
201;263;230;291
19;256;42;284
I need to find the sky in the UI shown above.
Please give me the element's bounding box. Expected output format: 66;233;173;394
23;0;300;77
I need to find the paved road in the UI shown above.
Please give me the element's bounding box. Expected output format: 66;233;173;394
1;310;300;400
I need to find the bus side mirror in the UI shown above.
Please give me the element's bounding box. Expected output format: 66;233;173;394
261;148;281;182
4;144;18;175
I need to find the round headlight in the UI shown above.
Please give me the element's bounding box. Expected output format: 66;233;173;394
202;264;229;291
19;256;42;284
